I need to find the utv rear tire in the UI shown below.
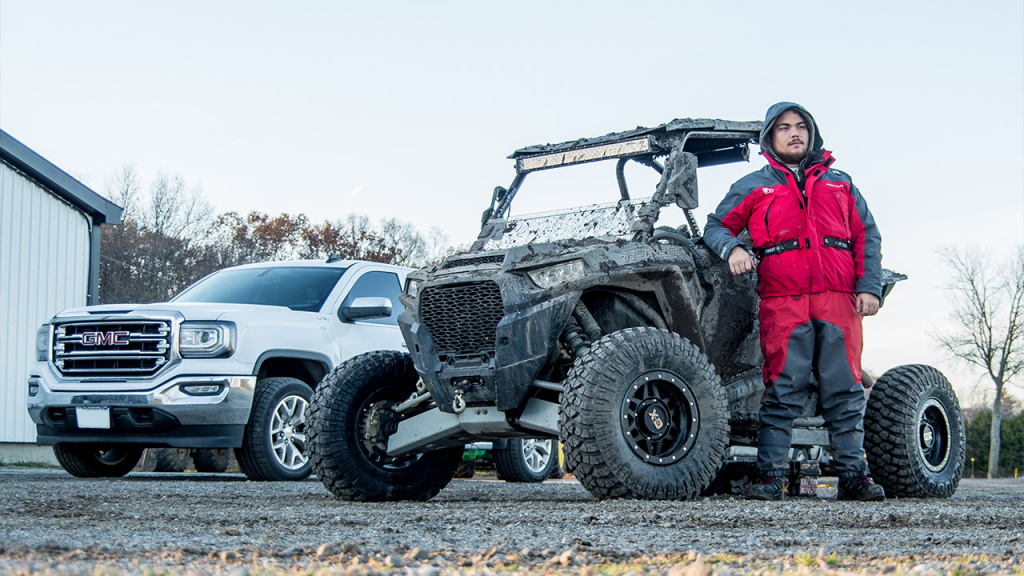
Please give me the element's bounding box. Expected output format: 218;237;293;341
494;438;557;483
560;327;728;500
153;448;189;472
53;444;143;478
236;377;313;481
308;350;462;501
864;364;965;498
192;448;230;473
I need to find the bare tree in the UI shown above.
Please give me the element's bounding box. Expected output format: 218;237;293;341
936;245;1024;478
99;168;218;303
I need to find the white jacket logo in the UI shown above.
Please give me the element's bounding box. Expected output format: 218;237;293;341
762;187;774;194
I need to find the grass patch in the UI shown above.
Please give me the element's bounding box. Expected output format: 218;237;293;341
6;461;59;469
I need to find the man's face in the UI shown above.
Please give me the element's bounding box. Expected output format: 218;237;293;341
771;109;810;164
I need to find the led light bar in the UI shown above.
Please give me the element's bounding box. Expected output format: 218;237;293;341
516;137;653;173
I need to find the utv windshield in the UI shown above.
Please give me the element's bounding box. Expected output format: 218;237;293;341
173;266;348;312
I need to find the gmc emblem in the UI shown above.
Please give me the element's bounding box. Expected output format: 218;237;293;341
80;331;131;346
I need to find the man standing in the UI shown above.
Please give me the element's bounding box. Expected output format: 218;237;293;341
704;102;886;501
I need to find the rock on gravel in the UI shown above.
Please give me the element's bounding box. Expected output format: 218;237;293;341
0;468;1021;575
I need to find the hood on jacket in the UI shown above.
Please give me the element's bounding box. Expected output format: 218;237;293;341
759;101;825;170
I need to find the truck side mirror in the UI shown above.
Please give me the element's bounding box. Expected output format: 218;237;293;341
341;297;393;322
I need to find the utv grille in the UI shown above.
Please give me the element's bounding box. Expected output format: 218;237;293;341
52;320;172;377
420;282;504;355
441;254;505;269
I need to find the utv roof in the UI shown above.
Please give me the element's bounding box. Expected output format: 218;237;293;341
510;118;762;174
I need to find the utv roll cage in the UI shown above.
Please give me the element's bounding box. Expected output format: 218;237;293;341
479;118;762;245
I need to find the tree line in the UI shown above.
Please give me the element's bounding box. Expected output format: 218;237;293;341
98;164;452;304
963;395;1024;478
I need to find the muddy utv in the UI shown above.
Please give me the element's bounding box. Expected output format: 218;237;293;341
307;118;965;501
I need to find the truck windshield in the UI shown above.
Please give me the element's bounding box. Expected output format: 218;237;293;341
173;266;349;312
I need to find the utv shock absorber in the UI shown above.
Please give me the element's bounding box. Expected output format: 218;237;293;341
560;317;590;359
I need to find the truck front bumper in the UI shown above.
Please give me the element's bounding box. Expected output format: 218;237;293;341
26;375;256;448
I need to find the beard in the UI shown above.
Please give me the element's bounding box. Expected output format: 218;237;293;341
774;143;807;165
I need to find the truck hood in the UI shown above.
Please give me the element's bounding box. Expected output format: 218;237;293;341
51;302;303;323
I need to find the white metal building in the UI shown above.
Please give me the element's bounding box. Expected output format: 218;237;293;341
0;130;122;463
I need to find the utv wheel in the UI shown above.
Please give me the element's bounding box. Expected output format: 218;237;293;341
560;327;728;500
53;444;143;478
864;364;965;498
192;448;230;473
235;377;313;481
153;448;189;472
494;439;557;483
307;350;462;501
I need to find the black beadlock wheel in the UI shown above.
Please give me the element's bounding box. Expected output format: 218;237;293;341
307;350;462;501
53;444;143;478
864;364;965;498
560;327;728;500
235;377;314;481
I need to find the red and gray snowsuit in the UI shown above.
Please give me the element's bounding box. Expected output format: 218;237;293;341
704;102;882;480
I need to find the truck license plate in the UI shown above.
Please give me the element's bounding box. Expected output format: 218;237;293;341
75;407;110;429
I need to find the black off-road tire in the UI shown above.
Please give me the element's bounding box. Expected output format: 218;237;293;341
864;364;965;498
53;444;143;478
560;327;729;500
494;438;557;483
192;448;230;473
153;448;189;472
235;377;313;481
307;350;462;501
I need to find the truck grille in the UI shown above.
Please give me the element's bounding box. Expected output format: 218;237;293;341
420;282;503;355
53;320;172;377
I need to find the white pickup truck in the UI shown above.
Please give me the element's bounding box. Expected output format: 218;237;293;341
27;258;410;481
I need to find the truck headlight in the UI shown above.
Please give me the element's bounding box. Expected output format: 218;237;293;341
179;323;234;358
36;325;50;361
405;278;421;298
527;260;586;289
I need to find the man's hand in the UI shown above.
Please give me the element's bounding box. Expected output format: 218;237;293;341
728;246;756;275
857;293;880;316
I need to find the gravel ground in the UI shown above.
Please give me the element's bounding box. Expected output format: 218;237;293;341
0;467;1021;575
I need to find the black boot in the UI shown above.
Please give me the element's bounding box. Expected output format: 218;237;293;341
745;476;785;501
837;476;886;501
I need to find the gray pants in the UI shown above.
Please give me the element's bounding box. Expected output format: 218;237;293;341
756;318;869;480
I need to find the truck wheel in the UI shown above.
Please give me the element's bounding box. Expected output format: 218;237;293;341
192;448;229;473
53;444;143;478
494;439;557;483
235;377;313;481
560;327;728;500
864;364;965;498
308;350;462;501
153;448;189;472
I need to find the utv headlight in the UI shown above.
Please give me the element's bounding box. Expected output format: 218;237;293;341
179;323;234;357
36;325;50;361
404;278;421;298
527;260;586;289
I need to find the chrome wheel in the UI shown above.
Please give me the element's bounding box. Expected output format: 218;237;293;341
521;439;554;475
271;394;309;471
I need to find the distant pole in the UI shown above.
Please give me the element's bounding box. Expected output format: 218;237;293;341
971;457;975;479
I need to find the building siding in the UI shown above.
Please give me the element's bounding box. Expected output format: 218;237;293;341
1;160;90;443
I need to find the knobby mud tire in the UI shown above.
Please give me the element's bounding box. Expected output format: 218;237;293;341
235;377;313;481
864;364;965;498
307;350;462;501
53;444;143;478
493;439;557;483
153;448;189;472
192;448;230;473
560;327;728;500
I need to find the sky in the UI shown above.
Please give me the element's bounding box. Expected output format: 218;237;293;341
2;1;1022;406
